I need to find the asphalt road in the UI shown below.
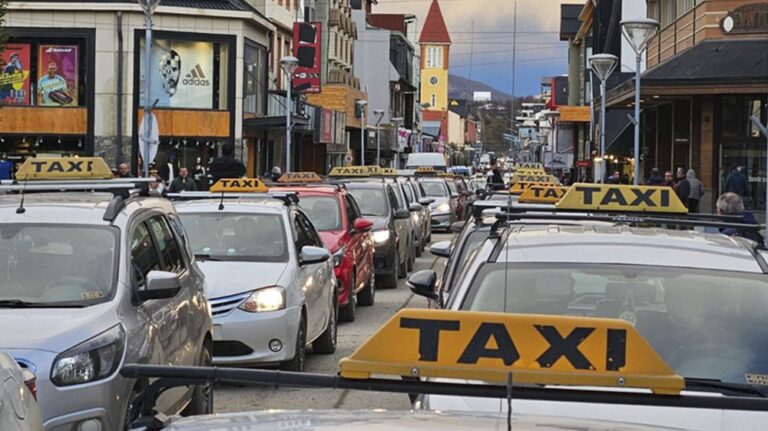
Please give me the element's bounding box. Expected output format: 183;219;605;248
214;232;454;413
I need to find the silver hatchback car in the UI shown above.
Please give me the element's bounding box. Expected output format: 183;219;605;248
0;158;212;431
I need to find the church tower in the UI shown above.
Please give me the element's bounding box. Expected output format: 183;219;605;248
419;0;451;113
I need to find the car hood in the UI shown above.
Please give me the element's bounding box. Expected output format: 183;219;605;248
430;197;450;210
318;231;344;253
197;261;288;299
0;302;117;353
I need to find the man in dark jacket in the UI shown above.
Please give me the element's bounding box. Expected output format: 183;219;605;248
646;167;664;186
724;163;750;203
169;167;197;193
675;168;690;208
489;162;505;190
717;192;765;246
209;144;246;183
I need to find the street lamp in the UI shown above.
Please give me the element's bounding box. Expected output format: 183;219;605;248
621;18;659;185
588;53;618;183
391;117;404;169
138;0;161;178
373;109;385;166
280;56;299;173
356;100;368;165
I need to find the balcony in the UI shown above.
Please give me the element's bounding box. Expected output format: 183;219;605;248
647;0;764;69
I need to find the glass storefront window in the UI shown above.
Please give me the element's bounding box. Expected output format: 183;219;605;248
244;42;267;117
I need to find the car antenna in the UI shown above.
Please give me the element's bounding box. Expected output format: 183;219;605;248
16;176;29;214
218;191;225;211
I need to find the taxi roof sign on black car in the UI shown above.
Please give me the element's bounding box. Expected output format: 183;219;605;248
557;184;687;214
518;185;569;204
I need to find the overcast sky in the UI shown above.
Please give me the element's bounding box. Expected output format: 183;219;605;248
375;0;576;96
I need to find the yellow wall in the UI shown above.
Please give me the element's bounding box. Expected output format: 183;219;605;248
420;68;449;112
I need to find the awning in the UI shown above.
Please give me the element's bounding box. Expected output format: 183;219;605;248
422;121;441;138
604;109;634;155
243;116;310;135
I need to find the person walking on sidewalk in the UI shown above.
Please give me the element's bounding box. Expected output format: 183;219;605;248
686;169;704;213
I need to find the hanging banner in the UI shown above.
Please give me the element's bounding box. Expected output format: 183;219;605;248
37;45;78;106
292;22;322;94
0;44;31;105
140;40;214;109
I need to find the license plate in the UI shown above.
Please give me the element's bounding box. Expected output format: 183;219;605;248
213;324;223;340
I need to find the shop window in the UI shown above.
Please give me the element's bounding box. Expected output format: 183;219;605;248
0;37;87;107
139;37;231;110
244;42;267;116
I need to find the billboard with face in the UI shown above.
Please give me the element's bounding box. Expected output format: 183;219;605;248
37;45;79;106
140;40;215;109
0;44;32;105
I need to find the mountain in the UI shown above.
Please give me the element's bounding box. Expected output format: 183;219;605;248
448;74;513;102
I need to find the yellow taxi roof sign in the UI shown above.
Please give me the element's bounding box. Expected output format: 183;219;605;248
518;185;570;204
339;309;683;395
277;172;323;183
329;166;381;177
210;178;268;193
17;157;113;180
511;174;560;185
379;168;398;177
556;183;688;214
515;169;547;177
510;182;557;195
514;162;544;171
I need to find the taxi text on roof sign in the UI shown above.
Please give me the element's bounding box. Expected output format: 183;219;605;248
329;166;382;177
339;309;683;395
17;157;113;180
514;169;548;177
556;183;687;214
518;185;569;204
510;174;560;185
209;178;268;193
277;172;323;183
379;168;398;177
514;162;544;171
510;182;558;195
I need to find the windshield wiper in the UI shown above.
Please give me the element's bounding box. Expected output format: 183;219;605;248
685;378;768;398
0;299;84;308
194;254;224;262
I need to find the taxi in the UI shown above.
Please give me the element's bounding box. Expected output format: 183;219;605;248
122;307;767;430
271;172;376;322
396;176;434;256
416;172;456;232
408;183;768;429
0;158;213;431
171;178;337;372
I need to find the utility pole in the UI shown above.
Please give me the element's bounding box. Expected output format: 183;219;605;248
510;0;517;159
468;20;474;82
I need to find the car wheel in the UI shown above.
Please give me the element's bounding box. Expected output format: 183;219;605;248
357;273;375;306
398;247;408;279
407;244;415;272
415;236;423;257
339;275;356;322
281;315;307;372
122;387;140;431
182;345;213;416
313;296;337;354
382;250;399;289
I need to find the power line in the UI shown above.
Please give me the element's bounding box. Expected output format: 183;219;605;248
451;57;564;67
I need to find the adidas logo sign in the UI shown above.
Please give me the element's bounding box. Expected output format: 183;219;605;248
182;64;210;86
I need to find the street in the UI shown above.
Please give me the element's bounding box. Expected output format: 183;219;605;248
213;233;453;413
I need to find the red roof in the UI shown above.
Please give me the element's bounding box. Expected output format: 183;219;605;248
419;0;451;44
368;14;407;34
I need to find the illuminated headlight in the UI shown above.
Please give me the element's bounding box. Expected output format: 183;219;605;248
436;203;451;213
240;286;285;312
373;229;391;244
51;325;125;386
333;247;346;268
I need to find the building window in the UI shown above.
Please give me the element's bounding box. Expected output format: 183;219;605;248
425;46;443;69
431;94;436;107
244;41;267;116
329;31;336;59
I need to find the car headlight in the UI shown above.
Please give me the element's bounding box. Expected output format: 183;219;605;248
239;286;285;312
51;325;125;386
373;229;391;244
333;247;346;268
436;203;451;213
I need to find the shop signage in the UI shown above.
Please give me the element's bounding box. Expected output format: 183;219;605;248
141;40;215;109
0;44;31;105
558;106;591;123
37;45;78;106
576;159;592;168
721;3;768;34
293;22;323;94
321;109;334;143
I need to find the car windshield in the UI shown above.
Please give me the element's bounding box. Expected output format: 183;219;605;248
179;213;288;262
299;196;342;231
461;263;768;386
446;181;458;194
348;187;388;217
0;225;117;306
421;181;448;197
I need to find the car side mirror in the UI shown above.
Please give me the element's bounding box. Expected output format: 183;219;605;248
394;208;410;219
429;241;452;258
451;193;460;199
419;198;435;206
353;218;373;232
136;271;181;301
450;221;466;233
407;270;439;301
409;203;422;212
300;246;331;266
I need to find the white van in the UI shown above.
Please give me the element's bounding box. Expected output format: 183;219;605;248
406;153;447;171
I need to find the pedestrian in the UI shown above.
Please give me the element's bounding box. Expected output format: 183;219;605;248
664;170;675;187
724;163;750;202
209;144;246;183
117;163;133;178
621;173;630;185
489;161;505;190
675;170;690;209
606;171;621;184
270;166;282;182
716;192;765;246
169;167;197;193
148;172;167;197
686;169;704;213
646;167;664;186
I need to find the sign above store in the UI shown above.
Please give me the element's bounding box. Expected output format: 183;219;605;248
720;3;768;34
293;22;322;94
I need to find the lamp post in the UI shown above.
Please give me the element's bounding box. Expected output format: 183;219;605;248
138;0;160;178
588;53;618;183
621;18;659;185
356;100;368;165
391;117;404;169
280;56;299;173
373;109;385;166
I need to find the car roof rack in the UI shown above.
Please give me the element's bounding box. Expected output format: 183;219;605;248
167;191;299;206
270;182;346;192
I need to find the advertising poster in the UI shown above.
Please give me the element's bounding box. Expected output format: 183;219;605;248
140;40;214;109
0;44;31;105
37;45;78;106
292;22;322;94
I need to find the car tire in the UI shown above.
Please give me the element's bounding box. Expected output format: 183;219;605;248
407;243;415;272
313;295;337;354
339;275;356;322
281;315;307;372
398;247;408;279
415;236;423;257
181;345;213;416
357;273;375;306
382;250;399;289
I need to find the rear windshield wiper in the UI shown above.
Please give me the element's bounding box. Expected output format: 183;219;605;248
194;254;225;262
0;299;85;308
685;378;768;398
